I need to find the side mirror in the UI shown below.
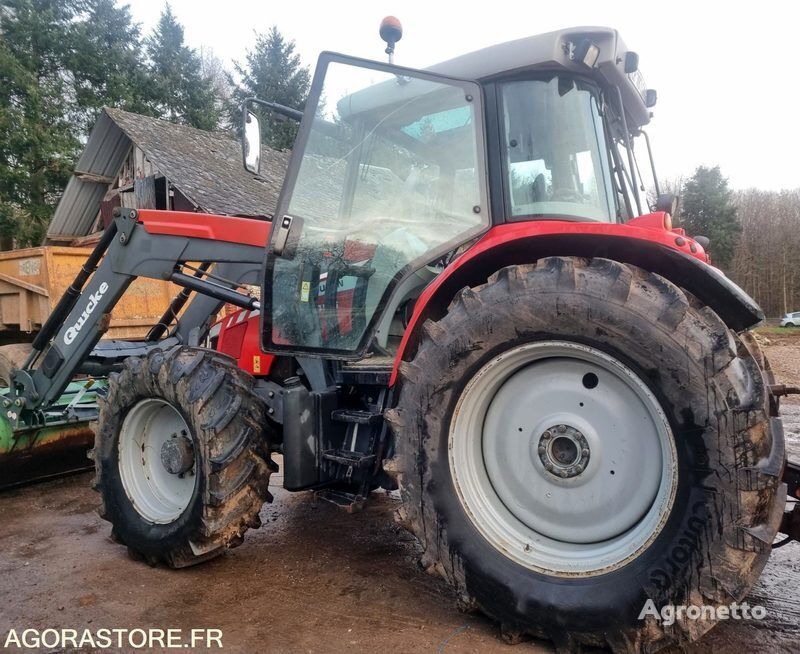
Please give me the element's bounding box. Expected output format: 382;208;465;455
242;110;261;174
624;51;639;74
655;193;677;216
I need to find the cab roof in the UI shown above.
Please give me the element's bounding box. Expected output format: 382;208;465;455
427;26;652;128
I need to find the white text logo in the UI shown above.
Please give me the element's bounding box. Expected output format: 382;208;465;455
638;598;767;626
63;282;109;345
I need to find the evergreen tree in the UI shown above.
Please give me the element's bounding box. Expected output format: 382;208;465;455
679;166;740;269
0;0;80;247
68;0;154;130
0;0;226;248
230;26;309;150
145;4;220;130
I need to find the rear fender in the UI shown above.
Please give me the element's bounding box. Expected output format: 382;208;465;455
390;221;763;385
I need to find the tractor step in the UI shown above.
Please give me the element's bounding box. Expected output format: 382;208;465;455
331;409;382;425
337;356;393;386
321;449;377;469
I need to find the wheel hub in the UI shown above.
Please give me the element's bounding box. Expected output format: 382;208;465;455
118;398;196;523
160;433;194;475
537;424;590;478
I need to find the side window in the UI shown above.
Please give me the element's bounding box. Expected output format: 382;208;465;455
501;77;616;222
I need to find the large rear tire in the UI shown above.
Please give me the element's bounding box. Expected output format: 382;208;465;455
387;257;786;651
92;346;276;567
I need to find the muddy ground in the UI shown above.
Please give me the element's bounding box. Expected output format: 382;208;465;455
1;336;799;653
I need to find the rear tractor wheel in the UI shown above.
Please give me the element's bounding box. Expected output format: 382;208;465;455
92;346;276;567
388;256;786;651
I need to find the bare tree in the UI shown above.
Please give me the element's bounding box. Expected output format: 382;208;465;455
730;189;800;318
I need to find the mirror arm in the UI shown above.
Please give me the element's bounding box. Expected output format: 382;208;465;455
640;129;660;197
613;85;642;216
244;97;303;122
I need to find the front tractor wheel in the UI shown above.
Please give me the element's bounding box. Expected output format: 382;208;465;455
388;257;786;651
92;346;276;567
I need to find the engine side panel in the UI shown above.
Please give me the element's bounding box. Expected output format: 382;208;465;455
215;310;274;377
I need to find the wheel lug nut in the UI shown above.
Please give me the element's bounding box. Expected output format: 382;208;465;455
575;464;584;473
582;448;589;456
538;445;546;454
542;431;552;440
559;469;568;478
557;424;567;433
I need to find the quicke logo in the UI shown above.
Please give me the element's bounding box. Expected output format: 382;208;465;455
63;282;109;346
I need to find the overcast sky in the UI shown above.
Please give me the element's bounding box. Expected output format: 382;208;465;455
129;0;798;191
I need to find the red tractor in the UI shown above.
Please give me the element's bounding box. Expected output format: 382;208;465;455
5;22;797;651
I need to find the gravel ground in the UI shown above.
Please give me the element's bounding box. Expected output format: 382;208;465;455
756;331;800;460
0;337;798;653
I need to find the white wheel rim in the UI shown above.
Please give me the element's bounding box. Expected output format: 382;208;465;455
449;341;678;576
118;398;196;523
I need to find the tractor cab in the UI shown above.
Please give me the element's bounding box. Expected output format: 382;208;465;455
246;26;664;360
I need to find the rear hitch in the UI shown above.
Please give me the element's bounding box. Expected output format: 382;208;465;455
769;384;800;397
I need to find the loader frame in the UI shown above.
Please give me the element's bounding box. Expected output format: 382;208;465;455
2;206;389;503
5;208;266;419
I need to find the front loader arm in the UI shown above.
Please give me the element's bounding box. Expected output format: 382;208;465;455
4;208;267;418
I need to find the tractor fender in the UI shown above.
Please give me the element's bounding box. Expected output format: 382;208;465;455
389;220;763;385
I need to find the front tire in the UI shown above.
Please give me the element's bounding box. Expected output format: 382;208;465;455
387;257;785;651
92;346;276;567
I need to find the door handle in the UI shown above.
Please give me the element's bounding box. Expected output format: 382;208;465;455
272;215;303;257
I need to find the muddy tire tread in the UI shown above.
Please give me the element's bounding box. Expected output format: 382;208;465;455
387;256;785;652
92;345;275;568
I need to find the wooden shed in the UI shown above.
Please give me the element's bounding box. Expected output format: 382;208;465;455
0;108;292;341
46;107;290;243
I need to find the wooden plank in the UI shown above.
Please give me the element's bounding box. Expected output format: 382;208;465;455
134;175;157;209
76;172;115;185
0;271;48;296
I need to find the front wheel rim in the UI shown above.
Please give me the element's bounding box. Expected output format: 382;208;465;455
118;398;196;523
449;341;678;576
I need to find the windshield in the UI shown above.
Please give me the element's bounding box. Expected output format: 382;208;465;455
501;77;616;222
266;57;488;355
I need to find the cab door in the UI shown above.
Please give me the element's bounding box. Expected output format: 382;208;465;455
261;53;490;359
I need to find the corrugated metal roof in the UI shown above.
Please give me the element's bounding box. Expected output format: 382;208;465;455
47;108;291;242
74;111;131;178
48;177;113;240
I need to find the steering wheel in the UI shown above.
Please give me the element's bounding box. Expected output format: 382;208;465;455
550;188;585;203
